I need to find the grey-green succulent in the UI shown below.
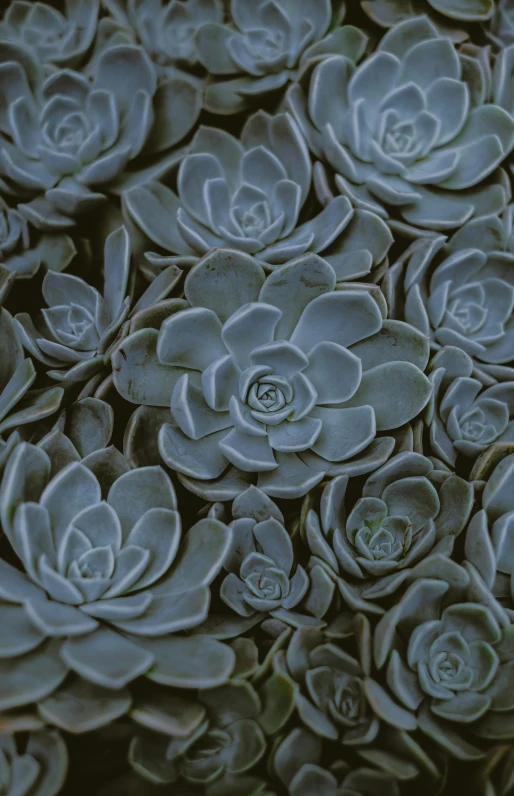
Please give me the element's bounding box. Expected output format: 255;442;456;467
425;346;514;466
0;731;68;796
129;672;294;793
278;618;417;745
384;232;514;383
0;0;99;68
0;428;234;728
305;451;473;612
123;113;393;282
375;576;514;753
0;307;63;473
464;451;514;626
0;195;77;281
362;0;495;39
0;39;201;226
113;248;432;500
287;16;513;233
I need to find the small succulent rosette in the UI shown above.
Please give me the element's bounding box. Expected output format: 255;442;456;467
0;39;201;228
192;0;351;116
286;16;513;235
0;0;99;69
129;670;295;794
384;228;514;383
424;346;514;467
0;307;63;472
13;225;182;385
374;574;514;757
304;451;473;614
362;0;494;41
205;485;324;629
123;112;393;283
271;727;401;796
0;426;236;732
0;195;77;286
104;0;224;73
0;730;68;796
274;615;426;767
113;248;433;500
464;450;514;625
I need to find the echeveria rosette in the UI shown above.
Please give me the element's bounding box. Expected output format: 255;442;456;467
0;730;68;796
13;225;131;384
129;675;294;792
287;16;514;234
123;113;393;283
464;452;514;627
305;451;473;615
0;439;235;724
272;728;402;796
193;0;353;115
0;1;99;68
384;233;514;383
0;40;201;228
0;196;77;282
104;0;225;71
220;498;314;627
279;619;417;747
375;576;514;754
424;346;514;467
113;249;433;500
362;0;494;41
0;307;63;473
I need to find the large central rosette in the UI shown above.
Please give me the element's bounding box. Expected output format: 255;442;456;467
113;250;432;499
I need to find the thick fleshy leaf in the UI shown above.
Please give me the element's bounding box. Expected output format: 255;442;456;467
142;635;236;688
112;329;188;406
185;249;265;322
38;677;131;733
343;362;432;430
61;627;154;688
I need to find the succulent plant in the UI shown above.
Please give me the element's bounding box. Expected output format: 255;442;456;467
375;575;514;754
123;113;393;282
0;307;63;473
464;451;514;626
425;346;514;467
305;451;473;614
287;763;400;796
489;0;514;48
278;618;417;747
1;1;514;791
384;232;514;383
0;730;68;796
0;40;201;226
129;673;294;792
193;0;352;115
0;196;77;281
103;0;226;71
113;248;432;500
13;226;132;383
0;433;234;725
361;0;495;39
0;0;99;68
287;16;514;234
219;486;318;626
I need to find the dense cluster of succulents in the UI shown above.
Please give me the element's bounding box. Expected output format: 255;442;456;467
3;2;514;795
